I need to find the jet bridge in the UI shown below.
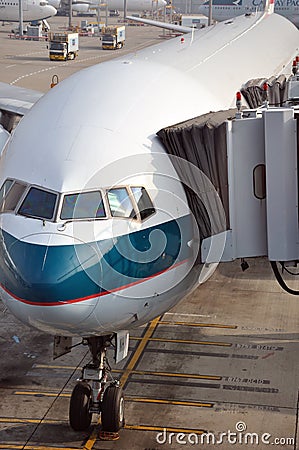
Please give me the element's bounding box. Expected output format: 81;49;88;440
157;73;299;294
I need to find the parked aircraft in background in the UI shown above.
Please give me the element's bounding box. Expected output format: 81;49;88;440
198;0;299;28
71;0;166;13
0;0;298;438
103;0;167;9
71;1;90;12
0;0;57;21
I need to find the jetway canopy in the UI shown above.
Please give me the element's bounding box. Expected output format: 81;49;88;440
241;75;288;109
157;109;236;240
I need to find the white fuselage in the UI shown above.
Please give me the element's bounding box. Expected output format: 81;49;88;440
0;12;298;337
0;0;57;22
198;0;299;28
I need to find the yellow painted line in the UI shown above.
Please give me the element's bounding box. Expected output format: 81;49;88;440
34;364;81;370
84;316;161;450
34;364;122;373
14;391;69;397
82;428;97;450
132;336;232;346
32;365;222;380
14;391;214;404
119;316;161;387
124;424;205;434
132;370;221;380
0;418;63;424
125;397;213;408
158;320;237;329
13;391;215;407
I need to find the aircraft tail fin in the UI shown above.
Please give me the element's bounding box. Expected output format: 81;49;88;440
265;0;274;15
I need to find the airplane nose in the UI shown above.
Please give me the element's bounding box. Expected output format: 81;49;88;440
0;231;102;306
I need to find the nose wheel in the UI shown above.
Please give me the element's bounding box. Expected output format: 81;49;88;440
101;384;125;431
69;381;92;431
69;335;125;434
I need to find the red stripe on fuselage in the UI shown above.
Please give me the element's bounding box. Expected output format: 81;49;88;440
0;258;189;306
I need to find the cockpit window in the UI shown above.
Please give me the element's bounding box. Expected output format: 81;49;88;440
0;180;156;223
131;187;155;220
0;179;14;207
108;188;136;218
18;187;57;220
60;191;106;220
1;180;27;213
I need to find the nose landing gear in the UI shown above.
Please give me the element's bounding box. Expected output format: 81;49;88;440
69;335;125;435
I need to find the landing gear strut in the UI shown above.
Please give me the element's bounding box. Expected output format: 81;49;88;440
69;335;125;433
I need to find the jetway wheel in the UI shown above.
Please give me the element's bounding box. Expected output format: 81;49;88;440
69;381;92;431
101;385;124;432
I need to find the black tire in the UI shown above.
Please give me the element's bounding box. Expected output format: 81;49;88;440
101;385;124;432
69;381;92;431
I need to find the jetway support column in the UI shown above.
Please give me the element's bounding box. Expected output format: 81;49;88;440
264;109;299;262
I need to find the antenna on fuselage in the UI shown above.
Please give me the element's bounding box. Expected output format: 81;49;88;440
208;0;213;25
18;0;23;37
